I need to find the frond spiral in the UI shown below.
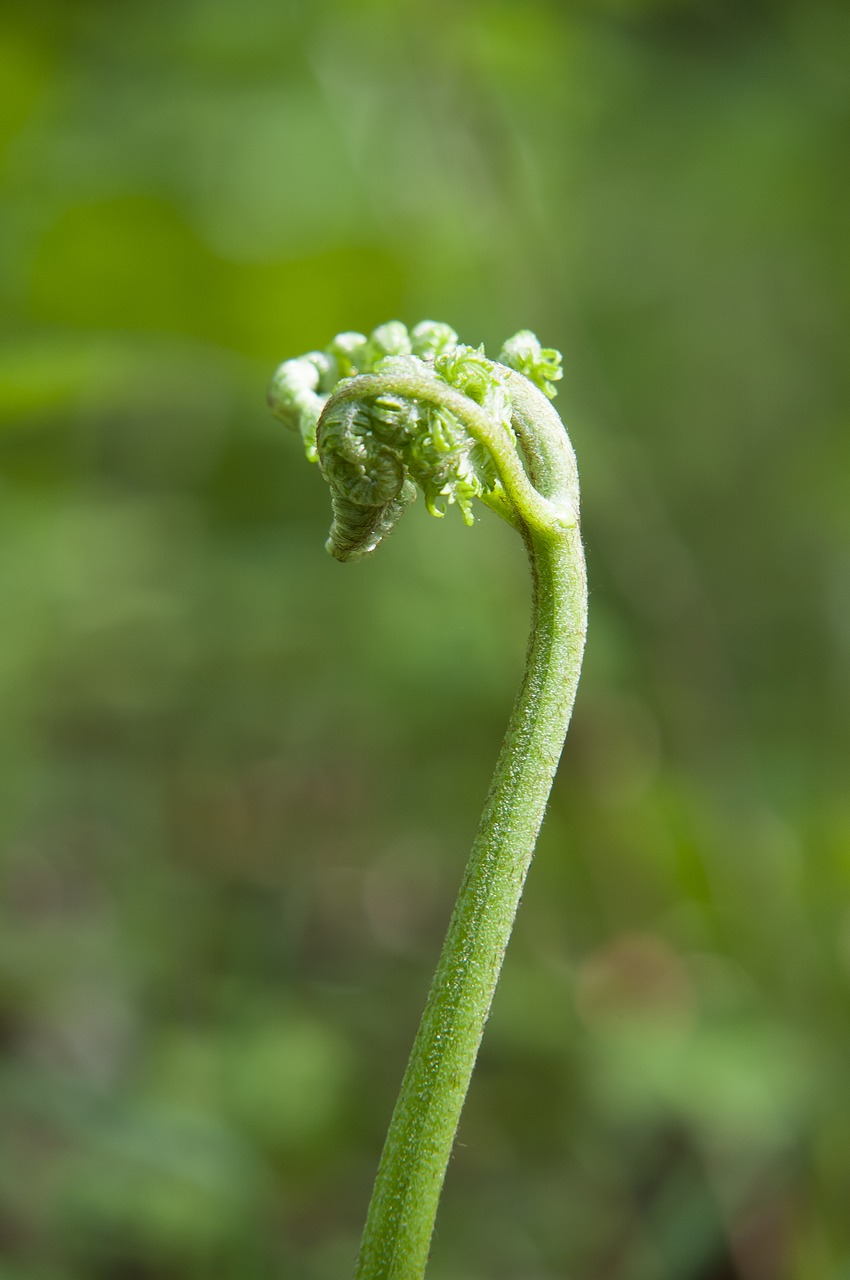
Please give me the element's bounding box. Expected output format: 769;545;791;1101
268;320;570;561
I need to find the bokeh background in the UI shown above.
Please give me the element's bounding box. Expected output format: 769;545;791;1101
1;1;849;1277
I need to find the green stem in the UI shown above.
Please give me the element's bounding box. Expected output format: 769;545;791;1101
353;374;587;1280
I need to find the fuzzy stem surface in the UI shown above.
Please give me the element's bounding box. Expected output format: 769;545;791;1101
354;374;587;1280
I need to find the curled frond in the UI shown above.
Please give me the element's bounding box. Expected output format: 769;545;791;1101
268;320;568;560
410;321;459;361
498;330;563;400
267;351;333;461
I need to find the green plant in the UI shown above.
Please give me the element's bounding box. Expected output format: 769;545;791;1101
269;320;587;1280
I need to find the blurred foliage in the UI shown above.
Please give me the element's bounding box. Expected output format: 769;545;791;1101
1;0;849;1277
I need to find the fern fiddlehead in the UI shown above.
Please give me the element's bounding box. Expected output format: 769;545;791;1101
269;321;587;1280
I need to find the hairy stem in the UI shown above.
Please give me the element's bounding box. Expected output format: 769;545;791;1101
354;374;587;1280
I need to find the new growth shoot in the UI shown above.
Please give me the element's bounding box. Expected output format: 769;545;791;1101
269;320;587;1280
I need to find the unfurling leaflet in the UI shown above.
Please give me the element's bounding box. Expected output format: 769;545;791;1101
268;320;568;560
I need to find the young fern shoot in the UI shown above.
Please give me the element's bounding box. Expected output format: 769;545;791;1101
269;321;587;1280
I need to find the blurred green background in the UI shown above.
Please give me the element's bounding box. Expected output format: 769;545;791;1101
1;1;849;1277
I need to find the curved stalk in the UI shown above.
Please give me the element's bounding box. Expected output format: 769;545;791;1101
352;374;586;1280
268;323;587;1280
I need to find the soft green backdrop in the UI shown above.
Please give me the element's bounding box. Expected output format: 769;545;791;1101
1;1;849;1277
